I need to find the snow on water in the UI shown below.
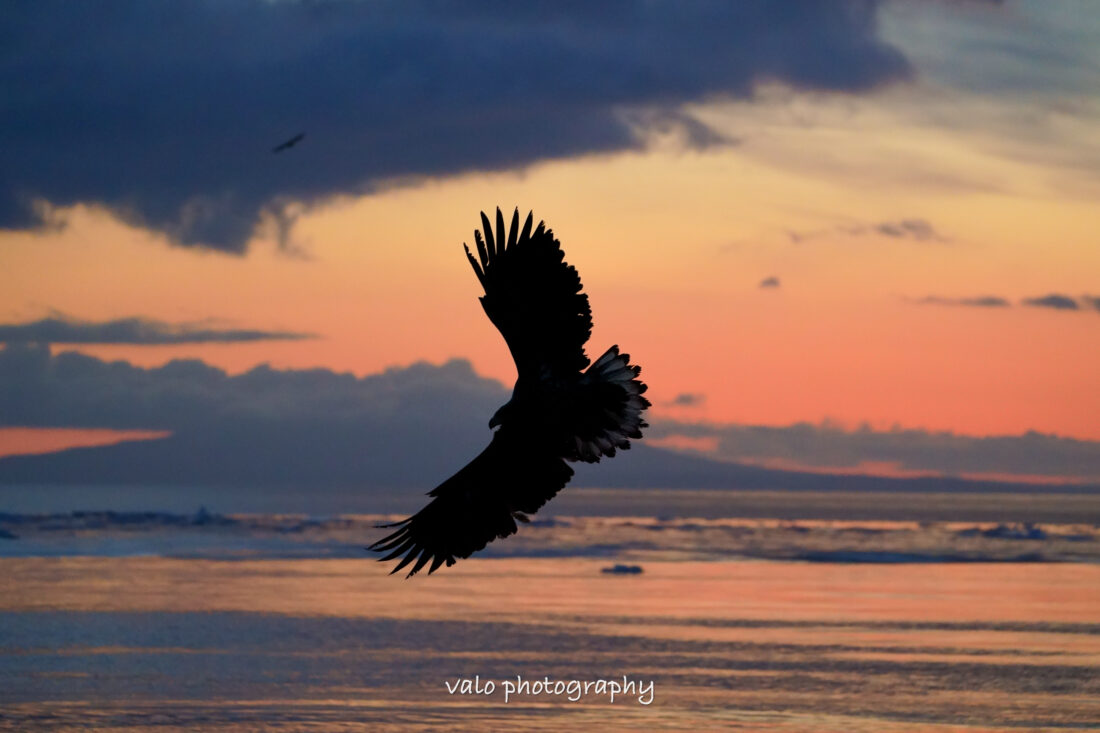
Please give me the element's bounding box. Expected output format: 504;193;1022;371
1;509;1097;563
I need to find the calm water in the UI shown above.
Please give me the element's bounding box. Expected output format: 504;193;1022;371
2;553;1099;731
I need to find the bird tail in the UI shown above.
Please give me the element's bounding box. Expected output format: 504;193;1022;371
569;345;650;463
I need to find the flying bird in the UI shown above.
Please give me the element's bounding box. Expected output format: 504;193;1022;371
271;132;305;153
370;208;650;577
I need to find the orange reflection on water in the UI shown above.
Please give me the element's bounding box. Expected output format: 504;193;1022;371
4;557;1098;626
3;557;1099;731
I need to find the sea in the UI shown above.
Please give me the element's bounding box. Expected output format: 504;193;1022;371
1;486;1098;731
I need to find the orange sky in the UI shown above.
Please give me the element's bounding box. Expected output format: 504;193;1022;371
2;3;1099;460
3;117;1098;444
0;428;170;460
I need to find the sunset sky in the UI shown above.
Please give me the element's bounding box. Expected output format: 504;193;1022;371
2;1;1098;487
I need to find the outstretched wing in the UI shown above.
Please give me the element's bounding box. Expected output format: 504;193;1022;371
368;429;574;577
464;208;592;376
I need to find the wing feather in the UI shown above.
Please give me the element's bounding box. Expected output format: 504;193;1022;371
463;244;485;288
368;428;574;577
480;211;495;259
519;210;534;244
464;207;592;376
474;229;488;268
495;208;506;255
506;208;519;250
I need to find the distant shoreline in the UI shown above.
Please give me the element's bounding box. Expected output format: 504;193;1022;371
2;484;1098;526
552;488;1100;525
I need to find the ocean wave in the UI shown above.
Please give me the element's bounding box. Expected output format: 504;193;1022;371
1;510;1097;563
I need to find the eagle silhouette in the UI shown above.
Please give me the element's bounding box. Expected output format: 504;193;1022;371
370;208;650;577
271;132;304;153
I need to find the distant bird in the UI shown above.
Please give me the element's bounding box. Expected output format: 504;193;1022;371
271;132;305;153
370;208;650;577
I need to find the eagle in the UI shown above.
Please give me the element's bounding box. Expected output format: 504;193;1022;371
271;132;305;153
369;208;650;577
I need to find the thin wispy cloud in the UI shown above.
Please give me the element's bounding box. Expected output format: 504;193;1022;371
0;316;314;345
1;1;911;252
647;419;1100;482
911;295;1010;308
880;0;1100;190
907;294;1100;312
871;218;947;242
789;217;949;244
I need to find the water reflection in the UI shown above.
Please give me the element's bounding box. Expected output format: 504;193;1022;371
1;557;1098;730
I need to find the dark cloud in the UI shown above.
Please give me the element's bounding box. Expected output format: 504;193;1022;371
2;345;1093;493
759;276;781;289
1021;294;1080;311
1082;295;1100;313
0;315;314;345
669;393;705;407
0;344;509;488
912;295;1010;308
0;343;504;432
1;1;911;252
647;420;1100;482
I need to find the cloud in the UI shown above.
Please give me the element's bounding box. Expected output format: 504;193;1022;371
0;315;314;345
1021;294;1080;311
876;2;1100;194
789;217;948;244
1;345;1095;491
0;343;504;432
1;1;912;252
911;295;1010;308
0;343;510;488
758;276;781;289
669;393;706;407
910;294;1100;313
2;343;1093;495
620;108;740;151
647;419;1100;482
871;218;947;242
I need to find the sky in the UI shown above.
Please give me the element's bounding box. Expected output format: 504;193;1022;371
1;0;1099;490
